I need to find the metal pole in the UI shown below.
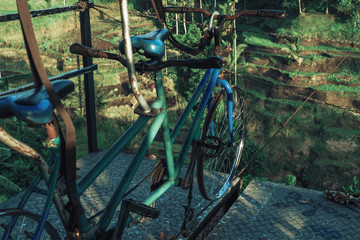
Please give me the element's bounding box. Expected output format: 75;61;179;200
80;0;98;152
0;3;94;22
119;0;151;113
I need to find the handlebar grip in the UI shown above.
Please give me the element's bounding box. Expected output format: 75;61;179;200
257;9;288;19
70;43;104;58
185;56;222;69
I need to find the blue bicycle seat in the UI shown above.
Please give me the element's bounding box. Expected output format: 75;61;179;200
119;29;170;59
0;79;74;125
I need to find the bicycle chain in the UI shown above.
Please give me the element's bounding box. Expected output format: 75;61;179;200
73;10;83;115
150;158;166;192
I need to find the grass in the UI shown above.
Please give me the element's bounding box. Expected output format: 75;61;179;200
317;84;360;93
250;64;319;77
328;73;360;84
1;0;360;203
242;31;360;53
239;83;360;190
241;72;292;87
243;31;282;49
278;13;360;42
0;119;51;203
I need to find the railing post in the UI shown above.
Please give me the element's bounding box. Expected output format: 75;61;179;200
80;0;98;152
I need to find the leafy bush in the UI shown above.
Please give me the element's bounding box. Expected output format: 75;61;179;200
239;139;268;177
342;176;360;195
0;175;21;193
285;174;297;186
173;24;208;100
0;119;50;201
241;175;269;192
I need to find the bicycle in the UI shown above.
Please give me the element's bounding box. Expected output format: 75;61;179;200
0;0;287;238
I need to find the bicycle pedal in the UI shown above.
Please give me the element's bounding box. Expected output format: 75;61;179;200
124;199;160;219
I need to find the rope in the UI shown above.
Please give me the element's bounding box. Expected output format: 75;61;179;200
236;44;359;177
162;40;360;115
222;68;360;114
93;4;122;24
129;10;360;46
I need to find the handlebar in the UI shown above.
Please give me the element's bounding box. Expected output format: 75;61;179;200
71;6;288;115
161;8;288;57
70;43;223;72
70;43;128;65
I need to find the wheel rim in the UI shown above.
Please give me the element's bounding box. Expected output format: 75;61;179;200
0;209;60;240
197;86;245;200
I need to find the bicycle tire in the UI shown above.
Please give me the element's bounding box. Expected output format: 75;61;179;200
0;208;61;240
197;86;245;200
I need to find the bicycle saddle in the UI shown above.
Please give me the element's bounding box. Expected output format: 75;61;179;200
119;28;170;59
0;79;74;125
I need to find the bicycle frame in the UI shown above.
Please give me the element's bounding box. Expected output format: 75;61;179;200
76;67;225;234
0;67;236;239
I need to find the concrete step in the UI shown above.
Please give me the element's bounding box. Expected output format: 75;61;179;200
207;180;360;240
2;150;358;239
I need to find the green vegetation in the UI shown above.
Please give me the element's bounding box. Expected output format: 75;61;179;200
0;119;50;202
242;86;360;190
1;0;360;204
317;84;360;93
342;176;360;195
243;31;360;53
285;174;297;186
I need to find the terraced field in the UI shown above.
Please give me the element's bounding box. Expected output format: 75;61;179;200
0;2;359;193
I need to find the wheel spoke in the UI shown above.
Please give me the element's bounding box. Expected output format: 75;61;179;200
0;209;60;240
197;86;246;200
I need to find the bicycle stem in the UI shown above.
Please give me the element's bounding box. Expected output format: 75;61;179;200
119;0;151;114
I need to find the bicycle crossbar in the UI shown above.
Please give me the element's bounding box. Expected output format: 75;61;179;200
187;177;241;239
0;64;97;97
0;2;94;23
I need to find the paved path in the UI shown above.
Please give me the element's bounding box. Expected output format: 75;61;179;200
0;151;216;239
208;180;360;240
1;152;359;239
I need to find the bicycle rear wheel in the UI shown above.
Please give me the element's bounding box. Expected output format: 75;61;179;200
197;86;245;200
0;208;60;240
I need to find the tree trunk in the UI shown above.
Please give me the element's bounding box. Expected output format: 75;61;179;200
175;0;178;34
200;0;203;23
183;13;187;34
298;0;303;14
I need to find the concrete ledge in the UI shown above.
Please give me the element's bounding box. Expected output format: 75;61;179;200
208;180;360;240
3;151;359;240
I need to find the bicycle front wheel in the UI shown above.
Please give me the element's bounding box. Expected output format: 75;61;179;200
197;86;245;200
0;208;61;240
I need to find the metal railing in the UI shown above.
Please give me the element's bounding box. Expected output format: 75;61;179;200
0;1;98;152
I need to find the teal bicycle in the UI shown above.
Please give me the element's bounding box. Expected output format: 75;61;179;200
0;0;286;238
